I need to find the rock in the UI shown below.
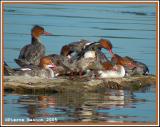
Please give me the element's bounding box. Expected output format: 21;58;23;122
4;75;156;94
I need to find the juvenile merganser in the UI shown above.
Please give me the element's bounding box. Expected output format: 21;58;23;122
123;56;149;75
98;65;125;78
15;25;52;67
60;39;92;59
111;54;149;76
74;39;113;68
60;39;113;62
4;57;56;78
77;39;113;59
58;39;113;77
43;54;71;76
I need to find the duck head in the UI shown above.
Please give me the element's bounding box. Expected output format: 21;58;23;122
39;56;56;69
99;39;113;56
60;45;72;58
111;54;136;68
31;25;52;40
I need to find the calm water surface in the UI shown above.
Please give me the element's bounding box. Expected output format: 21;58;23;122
4;4;156;123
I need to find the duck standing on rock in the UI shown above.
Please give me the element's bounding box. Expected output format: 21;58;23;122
15;25;52;67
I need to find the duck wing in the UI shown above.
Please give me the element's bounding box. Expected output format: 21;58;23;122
15;43;45;67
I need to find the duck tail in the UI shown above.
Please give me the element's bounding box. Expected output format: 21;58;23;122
14;59;28;67
145;70;149;75
4;61;14;76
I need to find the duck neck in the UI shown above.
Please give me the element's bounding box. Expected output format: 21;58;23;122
31;36;40;44
47;67;55;78
119;66;125;77
39;64;55;78
38;63;44;68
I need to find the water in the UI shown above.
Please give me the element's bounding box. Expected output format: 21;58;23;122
3;4;156;123
4;86;156;123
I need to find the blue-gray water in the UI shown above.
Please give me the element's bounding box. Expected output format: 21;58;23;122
4;4;156;123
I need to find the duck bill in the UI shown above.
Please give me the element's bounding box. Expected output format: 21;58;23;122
108;49;114;56
43;31;53;36
47;64;57;68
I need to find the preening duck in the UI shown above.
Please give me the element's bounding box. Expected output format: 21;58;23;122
77;39;113;59
111;54;149;76
60;39;92;58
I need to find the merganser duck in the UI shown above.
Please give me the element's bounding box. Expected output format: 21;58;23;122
15;25;52;67
73;39;113;70
87;38;113;55
60;39;92;59
123;56;149;75
76;39;113;70
60;39;113;62
111;54;149;76
98;65;125;78
43;54;71;76
4;57;56;78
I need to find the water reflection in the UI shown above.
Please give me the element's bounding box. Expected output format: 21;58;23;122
5;86;154;122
